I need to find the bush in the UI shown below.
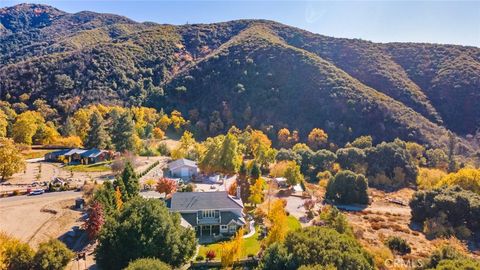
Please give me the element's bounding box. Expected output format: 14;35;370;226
0;235;35;270
205;250;216;261
384;236;411;255
33;239;74;270
124;258;171;270
195;255;204;261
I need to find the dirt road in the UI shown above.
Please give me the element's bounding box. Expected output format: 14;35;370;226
0;191;82;248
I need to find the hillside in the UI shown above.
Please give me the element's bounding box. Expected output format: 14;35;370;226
0;4;479;151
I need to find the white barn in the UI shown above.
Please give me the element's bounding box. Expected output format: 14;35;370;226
167;158;199;179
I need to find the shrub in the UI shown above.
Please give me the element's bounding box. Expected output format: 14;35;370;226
384;236;411;255
205;250;216;261
195;255;204;261
124;258;171;270
33;239;74;270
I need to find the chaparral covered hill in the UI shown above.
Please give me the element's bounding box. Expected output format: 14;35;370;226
1;4;479;152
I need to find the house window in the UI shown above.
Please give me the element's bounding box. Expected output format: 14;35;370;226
202;210;217;218
221;225;228;230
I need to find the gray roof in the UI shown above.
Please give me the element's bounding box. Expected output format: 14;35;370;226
80;148;104;158
168;192;243;211
220;212;246;225
178;211;245;227
64;148;87;156
168;158;197;170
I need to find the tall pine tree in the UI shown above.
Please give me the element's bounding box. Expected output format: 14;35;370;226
115;162;139;201
85;111;110;149
112;112;135;152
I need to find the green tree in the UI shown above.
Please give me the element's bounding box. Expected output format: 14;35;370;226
112;112;135;152
326;170;369;205
0;138;25;181
115;162;139;201
447;132;458;173
335;147;366;173
365;139;418;188
250;162;261;179
33;239;74;270
124;258;171;270
85;111;110;149
95;198;196;269
219;133;242;174
61;116;77;137
258;227;373;270
346;135;373;149
284;162;304;186
93;181;120;216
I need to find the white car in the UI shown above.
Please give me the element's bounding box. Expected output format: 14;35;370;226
29;189;45;196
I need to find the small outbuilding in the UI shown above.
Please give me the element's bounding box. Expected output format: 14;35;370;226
167;158;199;179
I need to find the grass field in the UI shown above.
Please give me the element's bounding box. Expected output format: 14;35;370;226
21;150;53;159
64;161;112;172
198;215;301;260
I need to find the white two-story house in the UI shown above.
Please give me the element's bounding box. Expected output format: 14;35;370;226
167;191;245;237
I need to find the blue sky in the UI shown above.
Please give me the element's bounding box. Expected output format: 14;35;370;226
2;1;479;47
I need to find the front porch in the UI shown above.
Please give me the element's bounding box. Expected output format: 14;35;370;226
196;224;220;237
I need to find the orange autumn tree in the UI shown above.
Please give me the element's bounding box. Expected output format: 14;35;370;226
156;178;177;195
228;181;238;196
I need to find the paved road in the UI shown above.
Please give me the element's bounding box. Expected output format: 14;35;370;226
0;190;79;203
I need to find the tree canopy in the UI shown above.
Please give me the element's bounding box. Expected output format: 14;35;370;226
95;197;196;269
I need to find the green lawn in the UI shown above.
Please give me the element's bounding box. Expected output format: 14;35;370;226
64;161;111;172
198;215;301;260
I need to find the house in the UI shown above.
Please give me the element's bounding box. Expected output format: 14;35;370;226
166;191;245;237
44;149;69;161
167;158;199;179
44;148;112;164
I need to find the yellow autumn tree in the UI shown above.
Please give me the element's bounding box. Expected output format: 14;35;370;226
0;138;26;182
437;168;480;194
417;168;447;190
170;110;186;131
12;111;43;145
220;228;244;268
157;114;171;131
265;199;288;246
72;107;95;141
248;178;265;206
153;127;165;140
115;187;123;210
0;110;7;138
171;131;196;159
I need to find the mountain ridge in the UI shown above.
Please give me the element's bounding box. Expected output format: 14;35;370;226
0;4;478;154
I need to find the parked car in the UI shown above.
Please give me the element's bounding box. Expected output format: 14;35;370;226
29;189;45;196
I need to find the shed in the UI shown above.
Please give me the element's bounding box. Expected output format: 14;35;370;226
167;158;199;179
